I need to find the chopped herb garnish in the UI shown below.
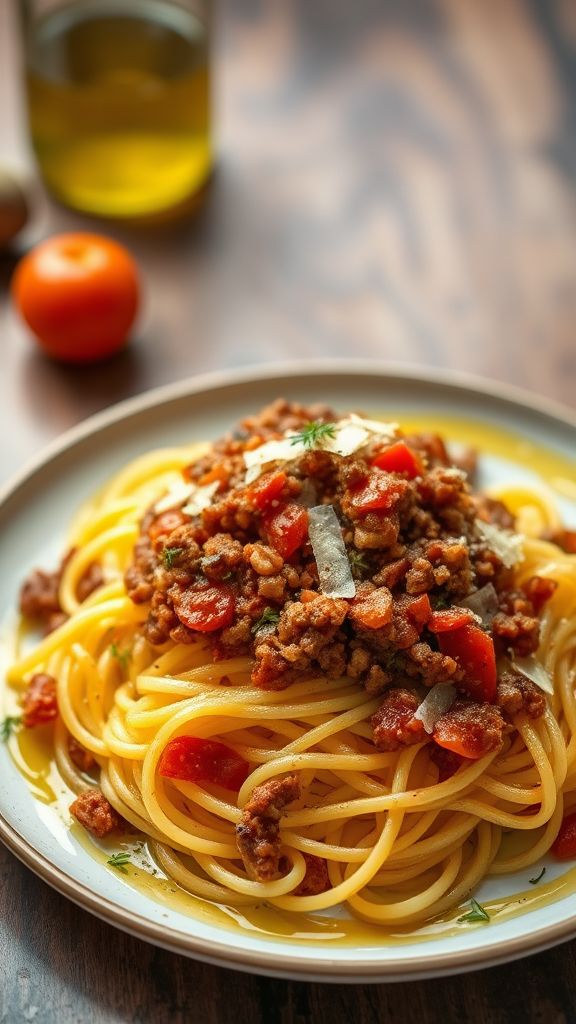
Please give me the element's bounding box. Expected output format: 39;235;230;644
348;550;369;578
384;650;403;674
529;867;546;885
432;593;451;610
457;898;490;923
107;851;131;873
252;608;281;634
0;716;21;742
289;421;337;450
163;546;185;569
110;643;131;671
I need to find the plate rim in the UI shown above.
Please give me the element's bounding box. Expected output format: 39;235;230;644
2;358;576;981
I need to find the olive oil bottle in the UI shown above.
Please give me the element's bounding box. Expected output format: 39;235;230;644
23;0;211;219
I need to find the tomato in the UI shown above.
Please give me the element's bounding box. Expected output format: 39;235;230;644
245;470;287;511
350;587;393;629
173;582;235;633
348;473;409;514
437;624;497;702
148;509;189;543
264;503;308;559
22;672;58;727
404;593;432;628
428;608;475;633
12;232;139;363
158;736;250;791
552;812;576;860
371;441;423;478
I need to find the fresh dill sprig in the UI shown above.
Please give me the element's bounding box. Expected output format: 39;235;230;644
252;608;280;634
348;550;369;578
457;898;490;923
289;421;337;450
163;546;185;569
0;716;21;742
529;867;546;886
110;643;131;672
107;851;132;874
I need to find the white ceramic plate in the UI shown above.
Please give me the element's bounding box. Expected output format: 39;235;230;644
2;361;576;982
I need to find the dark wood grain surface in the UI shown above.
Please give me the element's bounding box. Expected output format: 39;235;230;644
2;0;576;1020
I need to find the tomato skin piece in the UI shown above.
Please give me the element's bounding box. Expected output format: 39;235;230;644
158;736;250;791
348;473;409;514
552;812;576;860
173;582;235;633
428;608;475;633
12;233;139;363
405;593;432;628
372;441;423;478
245;470;287;511
437;623;497;702
264;503;308;559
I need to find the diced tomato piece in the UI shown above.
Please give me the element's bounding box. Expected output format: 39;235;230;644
371;441;423;478
22;672;58;727
348;473;409;515
552;812;576;860
350;587;393;629
432;700;504;759
245;470;287;511
264;503;308;559
173;582;235;633
437;623;497;702
198;463;229;487
405;593;432;628
158;736;250;791
428;607;475;633
148;509;189;543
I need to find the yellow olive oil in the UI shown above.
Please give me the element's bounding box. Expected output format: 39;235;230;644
25;0;211;219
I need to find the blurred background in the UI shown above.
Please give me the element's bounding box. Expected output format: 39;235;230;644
1;0;576;480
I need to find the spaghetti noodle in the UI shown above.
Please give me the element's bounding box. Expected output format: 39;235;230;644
6;400;576;927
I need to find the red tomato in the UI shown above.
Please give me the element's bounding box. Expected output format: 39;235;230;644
245;470;287;511
350;588;393;629
428;608;475;633
22;673;58;727
348;473;409;514
552;812;576;860
404;593;432;628
12;232;140;363
148;509;189;543
264;503;308;559
173;582;235;633
158;736;250;791
371;441;423;478
438;624;497;702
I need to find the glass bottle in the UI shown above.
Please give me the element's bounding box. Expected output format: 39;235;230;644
20;0;212;220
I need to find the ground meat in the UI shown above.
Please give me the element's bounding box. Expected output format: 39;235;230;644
68;736;97;774
76;562;104;603
433;700;505;758
497;670;546;720
21;673;58;727
404;433;450;468
125;534;156;604
373;557;410;590
236;775;301;881
69;788;122;838
406;642;459;686
429;744;463;781
474;495;515;529
251;595;349;689
371;688;427;751
20;569;61;623
294;853;331;896
201;533;244;580
245;542;284;577
425;538;472;597
352;512;401;551
522;576;557;614
491;609;540;657
405;557;435;595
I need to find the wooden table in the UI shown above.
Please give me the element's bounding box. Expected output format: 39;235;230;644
2;0;576;1020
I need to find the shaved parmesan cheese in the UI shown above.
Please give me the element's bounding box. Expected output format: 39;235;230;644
182;480;220;517
242;415;399;483
476;520;524;568
460;583;499;627
308;505;356;599
346;413;399;438
413;684;456;734
511;654;554;695
154;480;194;513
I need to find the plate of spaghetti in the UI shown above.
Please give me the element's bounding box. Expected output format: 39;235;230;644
2;362;576;981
